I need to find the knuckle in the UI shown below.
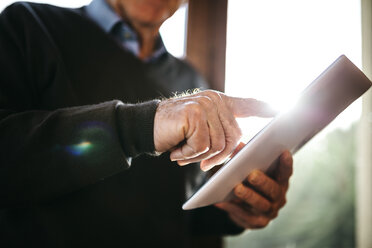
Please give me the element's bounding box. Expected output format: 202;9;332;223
194;142;209;154
198;96;213;107
269;204;279;218
270;186;282;200
263;202;272;212
183;101;197;112
211;140;226;154
248;170;263;185
253;216;270;228
233;185;241;196
202;89;216;96
242;187;254;199
202;90;224;103
259;217;271;228
208;90;222;100
194;145;205;154
271;211;278;218
279;197;287;208
234;184;248;198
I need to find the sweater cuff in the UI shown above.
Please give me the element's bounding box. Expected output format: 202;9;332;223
116;100;160;158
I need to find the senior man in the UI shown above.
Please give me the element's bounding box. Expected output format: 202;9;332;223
0;0;293;247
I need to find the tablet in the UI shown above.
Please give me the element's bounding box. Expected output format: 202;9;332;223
182;55;372;210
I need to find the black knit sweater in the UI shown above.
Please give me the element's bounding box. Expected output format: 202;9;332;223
0;2;242;247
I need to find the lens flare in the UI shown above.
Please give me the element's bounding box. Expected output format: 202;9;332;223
65;141;93;156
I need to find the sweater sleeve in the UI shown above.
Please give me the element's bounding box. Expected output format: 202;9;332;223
185;170;244;236
0;101;158;209
0;3;159;208
188;206;245;236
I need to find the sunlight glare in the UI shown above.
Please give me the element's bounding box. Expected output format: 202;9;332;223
225;0;362;141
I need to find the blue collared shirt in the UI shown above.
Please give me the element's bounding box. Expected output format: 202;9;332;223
85;0;166;62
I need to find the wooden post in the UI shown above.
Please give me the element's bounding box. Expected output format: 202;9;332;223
357;0;372;247
186;0;228;92
186;1;228;247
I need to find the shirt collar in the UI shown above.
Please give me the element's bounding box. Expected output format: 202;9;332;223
85;0;167;62
85;0;122;33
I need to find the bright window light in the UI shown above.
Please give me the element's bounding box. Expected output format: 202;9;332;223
160;4;187;58
225;0;362;141
225;1;361;247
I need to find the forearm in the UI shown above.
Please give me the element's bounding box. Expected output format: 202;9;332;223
0;100;159;208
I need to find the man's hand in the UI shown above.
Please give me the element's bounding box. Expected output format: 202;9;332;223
215;151;293;229
153;90;275;171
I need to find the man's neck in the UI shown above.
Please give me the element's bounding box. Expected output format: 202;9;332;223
130;23;159;60
107;0;160;60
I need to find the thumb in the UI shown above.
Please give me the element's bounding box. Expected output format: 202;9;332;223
227;96;277;118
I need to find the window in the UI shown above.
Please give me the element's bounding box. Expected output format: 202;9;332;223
160;4;187;58
225;0;361;247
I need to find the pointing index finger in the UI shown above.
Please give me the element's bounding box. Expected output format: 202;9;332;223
227;96;277;118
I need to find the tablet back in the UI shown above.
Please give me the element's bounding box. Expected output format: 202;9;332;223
183;55;372;210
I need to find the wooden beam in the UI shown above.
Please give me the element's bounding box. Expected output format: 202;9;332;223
356;0;372;247
185;1;228;247
186;0;228;92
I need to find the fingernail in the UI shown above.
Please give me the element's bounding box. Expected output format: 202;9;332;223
284;153;292;165
201;162;213;171
178;161;189;166
248;171;260;185
215;203;223;208
170;154;181;161
234;184;244;196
